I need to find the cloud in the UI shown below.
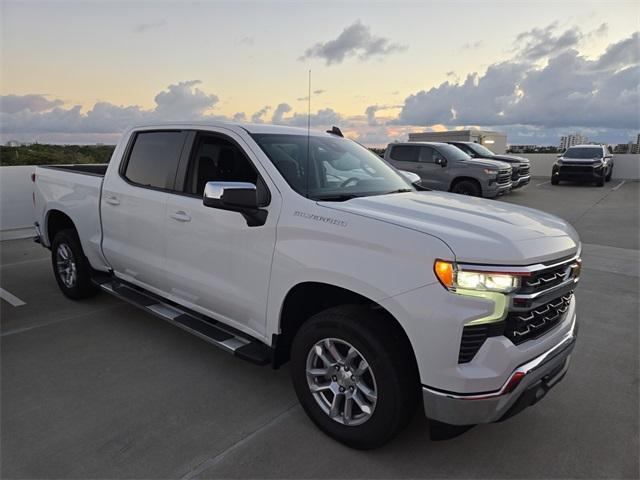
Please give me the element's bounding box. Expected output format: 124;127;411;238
313;89;325;95
394;31;640;131
0;94;64;113
300;20;406;65
515;23;582;60
272;103;292;124
251;105;271;123
1;80;221;134
132;19;167;33
365;104;402;126
232;112;246;122
153;80;219;118
239;36;254;45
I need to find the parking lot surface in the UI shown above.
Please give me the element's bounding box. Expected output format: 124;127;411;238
1;180;638;479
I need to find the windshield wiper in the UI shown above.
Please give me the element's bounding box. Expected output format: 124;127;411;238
381;188;413;195
314;193;362;202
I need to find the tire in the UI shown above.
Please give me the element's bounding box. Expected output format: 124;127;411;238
290;305;419;449
551;177;559;185
605;167;613;182
596;176;605;187
450;179;481;197
51;229;98;299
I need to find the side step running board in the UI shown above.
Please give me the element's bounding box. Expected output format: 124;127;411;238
92;274;272;366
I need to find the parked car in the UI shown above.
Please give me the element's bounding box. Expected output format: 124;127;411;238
446;141;531;189
385;141;512;197
33;123;580;449
552;144;614;186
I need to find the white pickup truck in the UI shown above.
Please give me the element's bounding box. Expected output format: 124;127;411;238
34;122;581;448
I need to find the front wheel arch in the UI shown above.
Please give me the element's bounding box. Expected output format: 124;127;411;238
275;282;418;375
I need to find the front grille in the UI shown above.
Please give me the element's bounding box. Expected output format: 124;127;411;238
504;293;572;345
518;262;571;294
459;322;505;363
559;166;593;174
519;164;530;177
497;169;512;185
511;167;520;181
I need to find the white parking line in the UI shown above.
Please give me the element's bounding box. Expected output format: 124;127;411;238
612;180;626;191
0;287;26;307
536;180;550;186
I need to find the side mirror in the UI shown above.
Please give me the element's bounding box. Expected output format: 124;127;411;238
557;153;563;158
203;181;266;226
398;170;421;185
435;157;447;167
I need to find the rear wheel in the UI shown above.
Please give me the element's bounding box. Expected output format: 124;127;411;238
290;306;419;449
451;179;481;197
51;229;98;299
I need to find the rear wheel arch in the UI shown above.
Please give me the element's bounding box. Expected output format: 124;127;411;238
274;282;418;373
46;210;77;245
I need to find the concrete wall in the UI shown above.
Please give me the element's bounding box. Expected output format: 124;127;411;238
518;153;639;180
0;166;35;240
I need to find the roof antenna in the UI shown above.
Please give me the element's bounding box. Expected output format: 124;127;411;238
305;69;311;198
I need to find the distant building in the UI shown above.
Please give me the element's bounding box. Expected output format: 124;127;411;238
508;145;537;153
559;133;588;150
408;129;507;154
613;143;630;154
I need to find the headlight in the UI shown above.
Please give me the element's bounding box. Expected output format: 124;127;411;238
434;260;521;293
556;159;563;165
483;169;498;175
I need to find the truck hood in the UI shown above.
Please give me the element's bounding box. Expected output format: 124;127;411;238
463;158;511;169
321;191;579;265
490;154;530;165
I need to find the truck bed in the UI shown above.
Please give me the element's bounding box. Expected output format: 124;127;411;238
34;163;109;271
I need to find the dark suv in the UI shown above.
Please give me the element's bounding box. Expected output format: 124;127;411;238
552;145;614;187
447;141;531;189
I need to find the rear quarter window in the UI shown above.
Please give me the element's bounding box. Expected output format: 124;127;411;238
123;131;187;189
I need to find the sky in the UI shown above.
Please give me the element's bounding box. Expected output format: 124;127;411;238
1;0;639;146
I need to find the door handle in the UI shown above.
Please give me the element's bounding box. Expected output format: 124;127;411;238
104;195;120;206
170;210;191;222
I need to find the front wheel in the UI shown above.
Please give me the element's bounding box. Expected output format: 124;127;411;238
291;306;419;449
451;179;481;197
551;176;559;185
51;229;98;299
596;176;605;187
605;167;613;182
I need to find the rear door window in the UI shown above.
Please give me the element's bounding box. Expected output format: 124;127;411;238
123;131;188;189
389;145;420;162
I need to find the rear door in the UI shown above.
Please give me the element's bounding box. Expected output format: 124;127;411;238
101;130;189;294
162;129;278;339
387;144;424;177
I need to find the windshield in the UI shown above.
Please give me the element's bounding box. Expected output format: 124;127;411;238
467;143;496;157
564;147;603;159
252;134;413;200
437;144;471;161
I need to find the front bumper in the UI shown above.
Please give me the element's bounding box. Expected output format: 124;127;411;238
513;175;531;188
422;313;577;425
485;181;513;198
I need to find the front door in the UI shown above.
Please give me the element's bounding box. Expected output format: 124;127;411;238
163;130;278;339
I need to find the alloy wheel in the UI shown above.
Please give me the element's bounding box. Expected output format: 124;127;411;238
306;338;378;426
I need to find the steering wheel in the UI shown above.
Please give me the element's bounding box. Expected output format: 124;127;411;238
340;177;360;188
